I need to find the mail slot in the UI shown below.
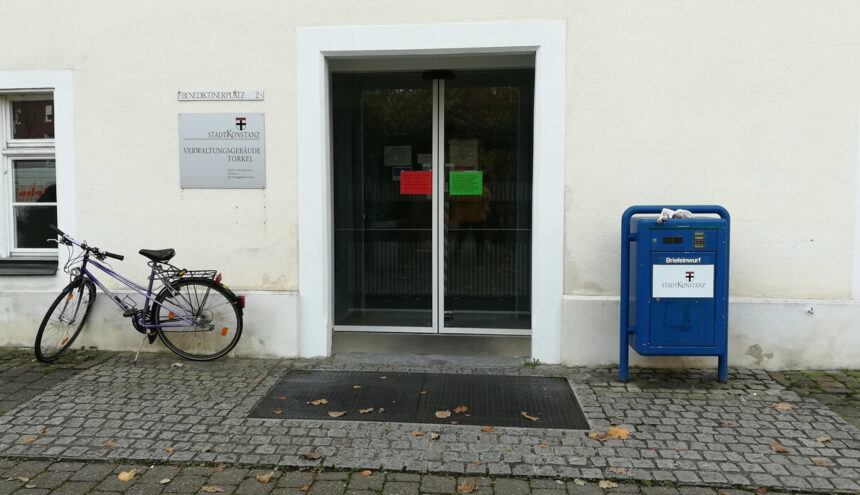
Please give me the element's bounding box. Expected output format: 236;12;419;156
620;206;730;382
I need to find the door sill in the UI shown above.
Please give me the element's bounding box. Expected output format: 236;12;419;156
331;332;531;357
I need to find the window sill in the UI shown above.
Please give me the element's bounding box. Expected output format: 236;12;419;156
0;259;58;276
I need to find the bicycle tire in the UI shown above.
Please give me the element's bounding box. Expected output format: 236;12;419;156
35;278;96;363
152;278;243;361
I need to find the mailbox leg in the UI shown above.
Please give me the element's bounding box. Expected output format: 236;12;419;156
718;354;728;383
619;336;629;382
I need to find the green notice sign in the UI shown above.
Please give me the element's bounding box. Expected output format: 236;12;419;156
449;171;483;196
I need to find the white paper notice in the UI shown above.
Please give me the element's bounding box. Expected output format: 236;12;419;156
449;139;478;170
652;264;714;298
384;145;411;167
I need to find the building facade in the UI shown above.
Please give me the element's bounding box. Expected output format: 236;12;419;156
1;1;859;369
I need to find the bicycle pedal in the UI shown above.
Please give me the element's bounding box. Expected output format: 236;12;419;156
147;331;158;344
123;308;139;317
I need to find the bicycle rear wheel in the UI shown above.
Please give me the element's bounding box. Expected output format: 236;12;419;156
153;278;243;361
35;279;96;362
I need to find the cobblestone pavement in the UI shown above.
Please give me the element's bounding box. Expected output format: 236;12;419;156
769;370;860;430
0;347;114;415
0;457;841;495
0;350;858;494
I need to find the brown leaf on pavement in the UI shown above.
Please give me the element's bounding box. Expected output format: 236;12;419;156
538;444;548;448
454;405;469;414
303;450;322;460
38;429;46;435
772;403;793;411
608;467;627;474
256;472;274;483
273;410;282;415
589;426;630;442
213;464;226;472
328;411;346;418
359;408;374;414
816;436;831;443
812;459;830;466
117;470;137;482
412;431;425;437
104;441;117;448
360;470;372;476
430;433;440;440
457;480;478;493
201;487;224;493
278;396;286;400
481;427;495;432
165;447;174;453
521;411;539;422
599;480;619;488
435;410;451;419
769;440;789;453
300;487;309;492
307;399;328;406
19;435;36;444
353;385;361;389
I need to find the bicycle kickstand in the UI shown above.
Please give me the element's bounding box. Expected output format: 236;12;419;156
133;333;148;364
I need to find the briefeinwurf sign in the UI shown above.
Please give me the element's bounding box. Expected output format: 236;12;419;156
179;113;265;188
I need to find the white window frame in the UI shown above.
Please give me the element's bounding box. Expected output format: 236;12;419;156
0;70;74;270
1;93;57;258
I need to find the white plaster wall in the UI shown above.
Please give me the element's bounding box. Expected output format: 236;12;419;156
563;296;860;370
0;290;297;358
1;1;859;366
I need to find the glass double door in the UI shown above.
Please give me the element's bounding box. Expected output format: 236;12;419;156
332;69;533;333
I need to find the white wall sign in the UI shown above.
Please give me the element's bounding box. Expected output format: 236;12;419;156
178;113;265;188
178;90;264;101
652;264;714;298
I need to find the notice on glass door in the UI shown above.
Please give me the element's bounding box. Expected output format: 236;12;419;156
449;171;483;196
384;145;412;167
400;171;432;195
449;138;478;170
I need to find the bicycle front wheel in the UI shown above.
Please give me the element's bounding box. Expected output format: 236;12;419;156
35;279;96;362
153;278;243;361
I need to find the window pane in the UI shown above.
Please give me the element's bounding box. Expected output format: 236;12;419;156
12;99;55;139
14;160;56;202
15;205;57;248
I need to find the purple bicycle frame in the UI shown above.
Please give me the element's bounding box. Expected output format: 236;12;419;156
81;257;199;329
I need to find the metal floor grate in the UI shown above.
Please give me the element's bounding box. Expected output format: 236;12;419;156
249;370;588;430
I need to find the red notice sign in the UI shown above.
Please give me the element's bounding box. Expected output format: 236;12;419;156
400;171;432;195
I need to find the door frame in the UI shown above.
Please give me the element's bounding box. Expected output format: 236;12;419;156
297;21;566;361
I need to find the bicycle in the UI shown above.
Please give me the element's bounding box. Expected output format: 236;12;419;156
35;225;244;363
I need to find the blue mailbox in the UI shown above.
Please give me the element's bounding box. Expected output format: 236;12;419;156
620;206;730;382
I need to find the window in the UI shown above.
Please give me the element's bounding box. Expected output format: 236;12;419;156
0;93;58;271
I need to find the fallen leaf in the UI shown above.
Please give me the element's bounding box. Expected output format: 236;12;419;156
599;480;619;489
307;399;328;406
379;376;387;379
328;411;346;418
721;421;731;426
256;471;274;483
454;405;469;414
573;479;587;486
166;447;174;453
474;460;483;465
769;440;789;453
816;437;831;443
450;421;458;425
20;435;36;444
17;477;30;482
378;408;385;414
481;427;495;433
200;445;211;453
435;410;451;419
273;410;282;415
521;411;539;422
303;451;322;460
38;429;46;435
412;431;425;437
458;480;478;493
160;479;171;484
360;470;372;476
772;403;793;411
430;433;440;440
279;396;286;400
213;464;226;472
201;486;224;493
812;459;830;467
117;469;137;482
359;408;374;414
538;444;548;448
170;362;183;367
608;467;627;474
353;385;361;389
755;488;768;494
590;426;630;442
420;390;427;394
300;487;309;492
104;441;117;448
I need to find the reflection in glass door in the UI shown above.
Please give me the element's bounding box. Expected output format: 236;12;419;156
332;69;533;332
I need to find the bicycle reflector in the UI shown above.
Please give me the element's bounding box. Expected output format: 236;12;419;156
215;273;222;283
238;295;245;309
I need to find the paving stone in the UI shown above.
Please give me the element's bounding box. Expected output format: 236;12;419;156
162;475;208;493
49;481;100;495
27;470;72;489
419;475;456;493
308;480;347;495
70;463;116;482
567;481;604;495
347;472;383;490
276;471;315;488
6;460;50;479
237;476;276;495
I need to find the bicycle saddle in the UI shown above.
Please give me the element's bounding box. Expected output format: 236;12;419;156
138;248;176;262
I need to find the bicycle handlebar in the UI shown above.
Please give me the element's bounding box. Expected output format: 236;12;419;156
49;224;125;261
